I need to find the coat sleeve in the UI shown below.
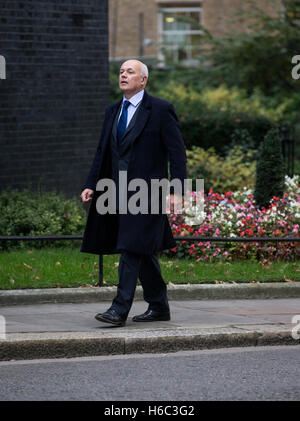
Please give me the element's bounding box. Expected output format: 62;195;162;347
82;108;109;191
161;103;187;196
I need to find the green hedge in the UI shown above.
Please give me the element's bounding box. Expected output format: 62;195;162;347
254;128;286;209
0;189;87;251
180;110;273;154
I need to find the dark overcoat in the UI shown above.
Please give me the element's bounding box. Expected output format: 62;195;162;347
80;90;187;255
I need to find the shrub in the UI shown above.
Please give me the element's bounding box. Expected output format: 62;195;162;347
0;189;86;251
187;145;257;193
180;111;273;153
223;128;256;156
153;81;274;153
254;128;286;209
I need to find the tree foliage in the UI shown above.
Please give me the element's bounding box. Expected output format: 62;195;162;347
198;0;300;95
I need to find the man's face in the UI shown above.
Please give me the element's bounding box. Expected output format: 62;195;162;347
119;60;147;98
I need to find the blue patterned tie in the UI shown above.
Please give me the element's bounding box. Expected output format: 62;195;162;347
117;100;131;144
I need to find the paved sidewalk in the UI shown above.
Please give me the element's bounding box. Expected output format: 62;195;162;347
0;297;300;361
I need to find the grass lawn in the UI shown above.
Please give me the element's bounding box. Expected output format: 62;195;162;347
0;247;300;289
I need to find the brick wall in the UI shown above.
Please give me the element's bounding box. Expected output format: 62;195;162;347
108;0;281;61
202;0;281;37
109;0;158;60
0;0;109;198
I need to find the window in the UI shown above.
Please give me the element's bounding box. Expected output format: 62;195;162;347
158;3;203;65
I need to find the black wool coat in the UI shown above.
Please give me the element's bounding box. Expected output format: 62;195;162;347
80;90;187;255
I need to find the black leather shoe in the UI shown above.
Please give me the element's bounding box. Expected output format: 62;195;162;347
95;309;126;327
132;309;170;322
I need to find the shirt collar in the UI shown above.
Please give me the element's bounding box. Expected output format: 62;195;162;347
123;90;144;107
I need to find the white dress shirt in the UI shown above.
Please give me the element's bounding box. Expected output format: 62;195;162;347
118;89;144;128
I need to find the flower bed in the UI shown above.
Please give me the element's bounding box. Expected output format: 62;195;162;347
168;175;300;262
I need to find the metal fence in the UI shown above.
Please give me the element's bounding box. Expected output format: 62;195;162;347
1;234;299;286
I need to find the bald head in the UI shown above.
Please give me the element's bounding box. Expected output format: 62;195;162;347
121;60;148;78
119;60;149;99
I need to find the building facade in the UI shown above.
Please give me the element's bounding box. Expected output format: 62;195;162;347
109;0;281;65
0;0;109;197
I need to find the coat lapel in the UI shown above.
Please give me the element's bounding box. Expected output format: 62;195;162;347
112;101;136;145
104;100;122;150
122;108;137;138
123;90;152;147
112;102;122;142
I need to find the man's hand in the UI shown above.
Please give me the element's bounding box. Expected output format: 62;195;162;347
81;188;94;203
167;193;182;214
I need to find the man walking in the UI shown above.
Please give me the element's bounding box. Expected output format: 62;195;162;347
80;60;186;327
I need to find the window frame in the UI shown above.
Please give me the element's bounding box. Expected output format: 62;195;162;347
158;6;203;64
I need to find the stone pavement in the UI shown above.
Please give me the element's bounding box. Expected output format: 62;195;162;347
0;283;300;361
